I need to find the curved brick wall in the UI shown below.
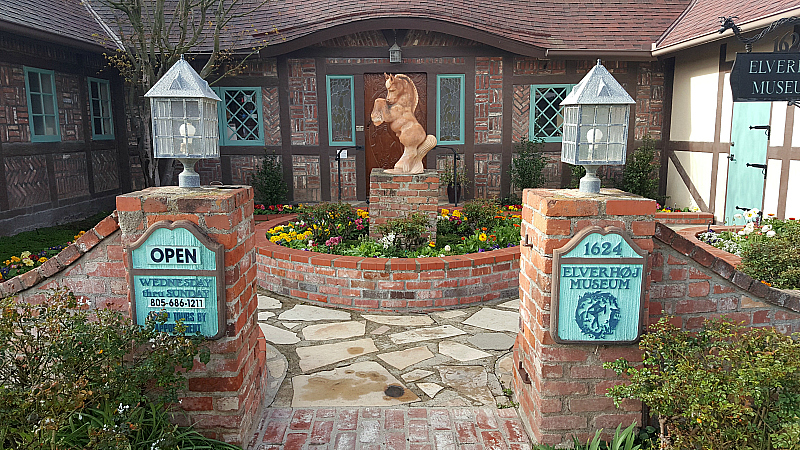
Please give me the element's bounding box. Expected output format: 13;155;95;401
255;216;520;311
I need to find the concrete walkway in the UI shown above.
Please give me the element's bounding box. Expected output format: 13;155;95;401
249;290;530;449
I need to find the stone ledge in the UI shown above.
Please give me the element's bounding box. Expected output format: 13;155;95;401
653;222;800;313
0;212;120;299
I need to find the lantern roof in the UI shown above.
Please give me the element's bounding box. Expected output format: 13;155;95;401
144;56;221;101
561;60;635;106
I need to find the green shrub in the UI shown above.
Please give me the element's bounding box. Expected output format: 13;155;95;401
463;199;504;232
739;225;800;289
622;136;660;201
377;213;430;254
509;138;547;191
605;317;800;450
296;202;361;244
250;152;288;206
0;288;210;449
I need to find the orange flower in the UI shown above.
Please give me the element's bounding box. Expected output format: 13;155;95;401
461;236;466;240
481;227;488;231
513;224;520;228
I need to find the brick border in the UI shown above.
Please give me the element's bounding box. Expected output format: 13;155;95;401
653;223;800;313
255;216;520;311
654;211;714;226
0;212;120;298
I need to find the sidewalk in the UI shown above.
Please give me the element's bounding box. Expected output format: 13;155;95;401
248;290;531;449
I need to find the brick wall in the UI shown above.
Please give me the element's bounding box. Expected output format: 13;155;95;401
651;223;800;333
474;57;503;145
55;72;83;141
368;169;439;242
256;217;519;311
474;152;502;199
329;155;357;201
262;86;281;146
288;58;318;146
292;155;321;202
515;188;656;447
635;61;664;141
0;62;29;142
116;187;267;445
0;213;125;309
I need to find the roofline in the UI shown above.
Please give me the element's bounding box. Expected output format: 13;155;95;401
0;19;109;54
545;49;655;61
652;8;800;56
258;17;547;58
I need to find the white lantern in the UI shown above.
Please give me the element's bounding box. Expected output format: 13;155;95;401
389;42;402;63
144;56;221;187
561;60;635;193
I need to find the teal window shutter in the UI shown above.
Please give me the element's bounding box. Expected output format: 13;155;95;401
217;87;264;146
530;84;574;142
437;74;465;145
24;67;61;142
326;75;356;146
87;77;114;140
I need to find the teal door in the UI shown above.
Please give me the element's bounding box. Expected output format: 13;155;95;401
724;102;771;225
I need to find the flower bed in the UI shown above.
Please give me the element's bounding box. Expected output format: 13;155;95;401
696;213;800;289
0;231;84;281
255;214;520;312
263;201;522;258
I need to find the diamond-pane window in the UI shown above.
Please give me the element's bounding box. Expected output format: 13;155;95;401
88;77;114;140
326;75;355;146
530;84;574;142
24;67;60;142
437;74;465;145
215;87;264;146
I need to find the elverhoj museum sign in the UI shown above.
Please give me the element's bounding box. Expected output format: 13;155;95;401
126;220;225;339
551;226;647;344
730;52;800;102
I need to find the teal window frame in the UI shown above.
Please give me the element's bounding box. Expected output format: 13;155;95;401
326;75;356;146
213;87;265;146
87;77;114;140
529;84;575;142
436;74;465;145
24;66;61;142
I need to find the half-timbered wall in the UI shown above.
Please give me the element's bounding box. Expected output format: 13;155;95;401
0;32;129;236
666;29;800;222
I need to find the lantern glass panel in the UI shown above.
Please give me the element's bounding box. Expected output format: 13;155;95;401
595;105;610;125
611;105;626;124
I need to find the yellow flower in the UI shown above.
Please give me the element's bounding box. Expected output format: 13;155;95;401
479;233;487;242
21;251;31;258
429;242;436;248
38;257;47;263
452;210;462;217
441;209;450;216
3;260;9;265
270;236;281;243
10;256;20;263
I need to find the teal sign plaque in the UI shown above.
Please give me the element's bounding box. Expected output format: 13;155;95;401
551;226;647;344
126;221;225;339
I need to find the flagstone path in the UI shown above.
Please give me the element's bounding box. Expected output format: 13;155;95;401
250;290;529;449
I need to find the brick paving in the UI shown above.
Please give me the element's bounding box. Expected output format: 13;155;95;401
249;407;531;450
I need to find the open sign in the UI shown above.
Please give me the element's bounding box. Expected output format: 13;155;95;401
147;246;200;264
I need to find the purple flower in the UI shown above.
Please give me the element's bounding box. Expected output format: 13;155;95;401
478;248;484;252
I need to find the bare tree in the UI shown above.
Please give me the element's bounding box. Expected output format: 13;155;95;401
87;0;271;187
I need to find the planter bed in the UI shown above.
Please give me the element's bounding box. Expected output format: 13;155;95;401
255;216;520;312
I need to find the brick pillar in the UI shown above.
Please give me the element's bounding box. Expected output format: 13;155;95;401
116;186;266;445
513;188;656;446
369;168;439;242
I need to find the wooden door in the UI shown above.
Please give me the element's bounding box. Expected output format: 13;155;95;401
364;73;427;192
724;102;770;225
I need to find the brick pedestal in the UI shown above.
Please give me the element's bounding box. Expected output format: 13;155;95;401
116;186;266;445
513;188;656;446
369;168;439;242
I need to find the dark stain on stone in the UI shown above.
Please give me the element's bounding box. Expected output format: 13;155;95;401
347;346;364;354
384;385;405;398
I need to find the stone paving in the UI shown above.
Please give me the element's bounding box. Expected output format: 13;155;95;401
249;290;528;449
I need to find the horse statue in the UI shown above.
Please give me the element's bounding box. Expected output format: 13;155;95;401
370;73;437;174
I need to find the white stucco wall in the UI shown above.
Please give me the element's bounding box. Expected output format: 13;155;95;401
670;45;720;142
666;150;713;210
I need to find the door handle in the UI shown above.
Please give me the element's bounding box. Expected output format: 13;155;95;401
749;125;771;140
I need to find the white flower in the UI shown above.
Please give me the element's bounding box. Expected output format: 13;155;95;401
762;224;772;233
734;213;744;220
767;230;776;237
444;245;451;252
738;230;747;236
691;206;700;212
308;240;313;246
745;208;760;221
